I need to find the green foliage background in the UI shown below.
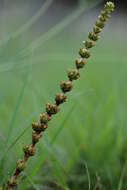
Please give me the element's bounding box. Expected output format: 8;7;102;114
0;0;127;189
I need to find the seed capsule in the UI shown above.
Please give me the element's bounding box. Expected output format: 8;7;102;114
40;113;51;124
88;32;99;41
83;40;95;49
67;69;80;81
16;159;25;172
60;81;72;93
93;26;102;34
23;145;35;157
46;103;59;115
55;93;67;105
79;48;90;58
75;58;86;69
32;122;48;132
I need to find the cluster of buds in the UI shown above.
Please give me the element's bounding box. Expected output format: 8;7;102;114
6;178;17;190
32;122;47;133
79;48;91;58
40;113;51;124
75;58;86;69
68;69;80;81
81;1;114;56
60;81;73;93
23;145;35;157
5;2;114;190
55;93;67;105
16;159;26;172
46;103;59;115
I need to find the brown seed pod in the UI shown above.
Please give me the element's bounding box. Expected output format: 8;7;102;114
60;81;73;93
32;122;48;133
40;113;51;124
75;58;86;69
23;145;35;157
46;103;59;115
79;48;90;58
55;93;67;105
83;40;95;49
67;69;80;81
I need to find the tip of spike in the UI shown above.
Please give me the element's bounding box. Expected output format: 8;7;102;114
105;1;115;12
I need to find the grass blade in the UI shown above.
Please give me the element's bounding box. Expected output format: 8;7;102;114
14;0;103;60
0;0;53;48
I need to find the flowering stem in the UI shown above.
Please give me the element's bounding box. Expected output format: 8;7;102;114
4;2;115;190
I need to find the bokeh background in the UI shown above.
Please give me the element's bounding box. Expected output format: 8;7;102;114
0;0;127;189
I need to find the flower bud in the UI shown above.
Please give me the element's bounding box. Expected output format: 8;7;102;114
40;113;51;124
75;58;86;69
104;2;115;12
16;159;25;172
79;48;90;58
88;32;99;41
100;11;110;19
83;40;95;49
98;15;107;22
23;145;35;157
95;20;105;28
67;69;80;81
32;122;48;132
93;26;102;34
46;103;59;115
60;81;72;93
55;93;67;105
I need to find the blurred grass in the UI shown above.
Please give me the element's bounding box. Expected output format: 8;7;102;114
0;0;127;189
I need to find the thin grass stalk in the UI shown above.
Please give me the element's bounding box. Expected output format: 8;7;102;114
14;0;103;60
0;0;103;73
2;2;115;190
0;0;53;48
